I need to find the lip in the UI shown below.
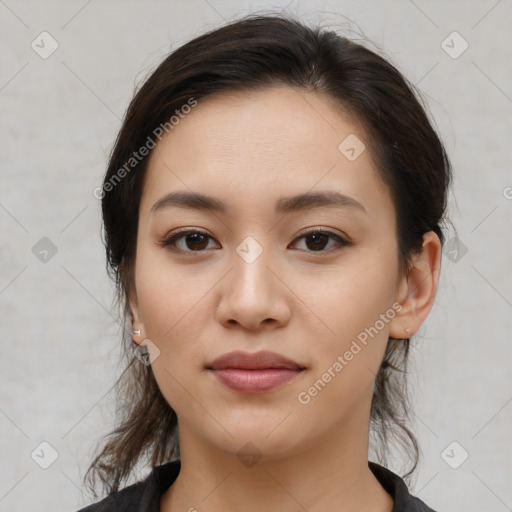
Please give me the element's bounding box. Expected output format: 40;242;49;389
206;350;306;394
207;350;304;371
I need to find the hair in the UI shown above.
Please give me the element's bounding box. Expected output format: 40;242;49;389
85;12;452;497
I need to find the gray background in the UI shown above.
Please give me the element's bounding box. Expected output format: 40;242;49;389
1;0;511;510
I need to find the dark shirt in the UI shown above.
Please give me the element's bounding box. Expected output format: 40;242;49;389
77;460;437;512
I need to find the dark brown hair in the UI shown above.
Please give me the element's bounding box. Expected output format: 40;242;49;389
85;12;452;497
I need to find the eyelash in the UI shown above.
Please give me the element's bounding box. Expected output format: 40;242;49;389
160;227;350;254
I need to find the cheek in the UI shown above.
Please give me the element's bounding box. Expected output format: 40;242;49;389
135;248;214;339
293;251;398;394
137;277;207;416
133;255;212;403
296;252;398;341
294;274;394;422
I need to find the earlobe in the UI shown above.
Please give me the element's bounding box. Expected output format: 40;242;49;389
389;231;442;339
131;320;145;346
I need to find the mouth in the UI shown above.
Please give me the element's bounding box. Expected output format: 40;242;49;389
206;350;306;394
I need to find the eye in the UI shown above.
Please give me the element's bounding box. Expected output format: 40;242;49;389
161;229;219;253
161;227;350;254
290;228;350;252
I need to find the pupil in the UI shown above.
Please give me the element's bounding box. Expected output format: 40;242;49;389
187;233;208;250
307;233;327;251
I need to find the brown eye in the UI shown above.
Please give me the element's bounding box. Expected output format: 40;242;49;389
162;228;349;255
304;232;330;251
162;230;218;252
182;232;209;251
291;229;350;253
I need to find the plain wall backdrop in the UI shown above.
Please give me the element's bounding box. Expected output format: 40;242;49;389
1;0;511;510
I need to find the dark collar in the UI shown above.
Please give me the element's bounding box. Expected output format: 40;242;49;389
150;460;437;512
368;462;437;511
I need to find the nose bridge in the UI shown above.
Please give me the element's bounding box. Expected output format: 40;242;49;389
231;234;274;302
216;234;288;329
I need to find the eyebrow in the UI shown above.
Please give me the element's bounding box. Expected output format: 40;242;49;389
150;190;366;216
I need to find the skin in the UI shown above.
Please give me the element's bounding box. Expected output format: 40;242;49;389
129;85;441;512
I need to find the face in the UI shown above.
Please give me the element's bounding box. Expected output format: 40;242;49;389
129;86;411;461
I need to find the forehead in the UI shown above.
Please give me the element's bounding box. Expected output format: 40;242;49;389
141;86;394;224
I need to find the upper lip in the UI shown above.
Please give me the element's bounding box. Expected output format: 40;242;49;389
206;350;305;371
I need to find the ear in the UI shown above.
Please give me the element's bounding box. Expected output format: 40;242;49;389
128;285;145;346
389;231;442;339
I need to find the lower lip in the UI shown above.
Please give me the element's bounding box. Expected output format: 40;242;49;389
208;368;303;393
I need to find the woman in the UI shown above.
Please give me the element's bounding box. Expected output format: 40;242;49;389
79;12;451;512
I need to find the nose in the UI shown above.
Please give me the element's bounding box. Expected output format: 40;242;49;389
214;243;291;331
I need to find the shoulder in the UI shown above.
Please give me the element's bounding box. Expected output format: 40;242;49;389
75;461;181;512
369;462;438;512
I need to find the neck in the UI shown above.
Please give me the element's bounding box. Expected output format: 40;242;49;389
160;416;393;512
